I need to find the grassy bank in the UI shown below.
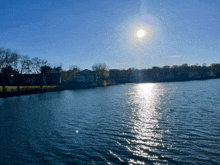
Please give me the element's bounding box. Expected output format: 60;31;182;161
0;83;108;98
0;86;57;98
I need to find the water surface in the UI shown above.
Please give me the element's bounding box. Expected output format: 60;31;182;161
1;79;220;164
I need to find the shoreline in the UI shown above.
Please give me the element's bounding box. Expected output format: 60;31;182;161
0;77;219;98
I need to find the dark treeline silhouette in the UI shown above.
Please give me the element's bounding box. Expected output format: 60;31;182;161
108;63;219;84
0;48;61;95
1;47;220;97
61;63;219;88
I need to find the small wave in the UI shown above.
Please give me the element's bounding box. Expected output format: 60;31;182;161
109;150;124;162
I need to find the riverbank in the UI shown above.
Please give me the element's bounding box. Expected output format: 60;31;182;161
1;77;219;98
0;83;108;98
0;86;58;98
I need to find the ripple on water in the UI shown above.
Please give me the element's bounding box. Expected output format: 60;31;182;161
1;80;220;164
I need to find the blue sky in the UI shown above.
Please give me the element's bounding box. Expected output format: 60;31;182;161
0;0;220;70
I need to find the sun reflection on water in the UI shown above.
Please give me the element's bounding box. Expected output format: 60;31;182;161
126;83;166;164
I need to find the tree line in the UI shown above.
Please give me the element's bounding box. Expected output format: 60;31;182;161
62;63;220;87
0;48;61;92
107;63;220;84
1;47;220;90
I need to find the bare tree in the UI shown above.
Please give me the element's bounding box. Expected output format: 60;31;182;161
31;57;48;74
69;65;79;71
92;63;109;85
19;55;33;74
51;66;62;73
69;65;80;75
0;48;20;92
0;48;19;70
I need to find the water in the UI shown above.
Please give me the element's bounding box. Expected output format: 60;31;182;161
1;79;220;164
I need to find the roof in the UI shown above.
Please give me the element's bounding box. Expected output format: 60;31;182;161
79;69;94;75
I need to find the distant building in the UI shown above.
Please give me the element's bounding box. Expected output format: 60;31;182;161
11;73;61;86
189;71;216;79
206;72;216;77
17;74;42;86
71;69;96;83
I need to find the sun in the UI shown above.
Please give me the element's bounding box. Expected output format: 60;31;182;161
136;29;145;38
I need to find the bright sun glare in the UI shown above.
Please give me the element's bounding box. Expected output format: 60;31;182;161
136;29;145;38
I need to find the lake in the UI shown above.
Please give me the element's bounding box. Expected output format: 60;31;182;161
1;79;220;164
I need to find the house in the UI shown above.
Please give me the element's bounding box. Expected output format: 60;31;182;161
71;69;96;83
11;73;61;86
189;71;216;79
16;74;42;86
206;72;216;77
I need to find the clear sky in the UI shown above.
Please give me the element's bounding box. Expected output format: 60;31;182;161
1;0;220;70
